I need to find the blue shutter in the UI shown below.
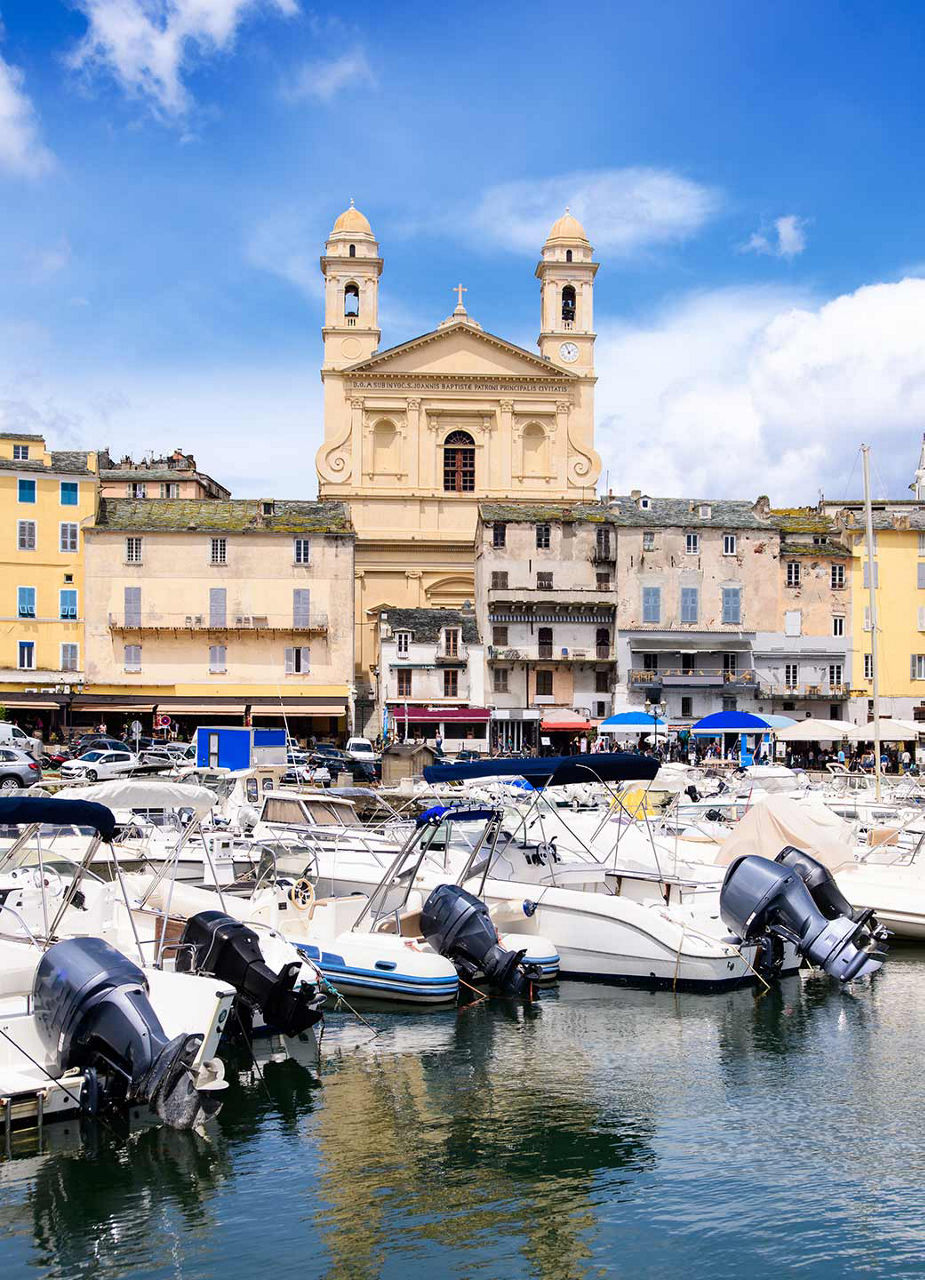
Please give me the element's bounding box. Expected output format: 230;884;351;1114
17;587;35;618
59;589;77;619
681;587;698;624
209;588;227;627
642;587;661;624
917;563;925;590
722;587;742;625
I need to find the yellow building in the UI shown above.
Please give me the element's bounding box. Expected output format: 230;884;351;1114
82;498;355;739
0;431;98;730
314;203;603;713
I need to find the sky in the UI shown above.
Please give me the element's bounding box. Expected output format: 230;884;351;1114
1;0;924;503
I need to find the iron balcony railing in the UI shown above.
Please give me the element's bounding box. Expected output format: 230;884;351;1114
108;611;329;635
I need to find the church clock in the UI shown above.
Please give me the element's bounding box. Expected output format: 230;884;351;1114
558;341;579;363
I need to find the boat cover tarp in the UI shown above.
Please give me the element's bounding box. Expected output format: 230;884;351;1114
415;805;497;826
715;794;856;870
55;779;217;820
0;796;117;841
423;753;659;787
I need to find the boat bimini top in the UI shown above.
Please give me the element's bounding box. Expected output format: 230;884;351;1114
423;753;660;788
0;795;117;841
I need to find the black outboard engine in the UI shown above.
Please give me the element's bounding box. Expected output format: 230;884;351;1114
177;911;325;1038
33;936;220;1129
420;884;541;997
774;846;890;943
720;855;886;982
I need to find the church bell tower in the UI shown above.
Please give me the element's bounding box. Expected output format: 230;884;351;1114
321;201;382;369
536;209;598;375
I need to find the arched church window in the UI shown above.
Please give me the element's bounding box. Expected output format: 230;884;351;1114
443;430;476;492
522;422;548;477
561;285;576;324
565;249;573;263
344;282;360;317
349;244;356;258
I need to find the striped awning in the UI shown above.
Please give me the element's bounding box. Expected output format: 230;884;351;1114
251;705;345;717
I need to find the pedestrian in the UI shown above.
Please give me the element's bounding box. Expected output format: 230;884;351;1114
902;748;912;773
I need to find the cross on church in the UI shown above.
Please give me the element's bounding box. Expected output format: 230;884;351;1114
453;283;467;308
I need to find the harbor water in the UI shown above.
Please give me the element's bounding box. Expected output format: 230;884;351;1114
3;956;925;1279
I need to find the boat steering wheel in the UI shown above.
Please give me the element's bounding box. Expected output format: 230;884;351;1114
288;877;316;913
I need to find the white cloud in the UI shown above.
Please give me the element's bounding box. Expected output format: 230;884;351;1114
460;168;721;255
67;0;299;119
742;214;808;260
29;239;72;281
283;48;374;103
247;207;324;297
0;51;55;178
595;276;925;502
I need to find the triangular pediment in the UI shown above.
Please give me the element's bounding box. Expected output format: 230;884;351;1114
343;319;575;380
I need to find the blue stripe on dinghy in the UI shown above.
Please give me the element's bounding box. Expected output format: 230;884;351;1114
320;970;458;999
295;946;458;988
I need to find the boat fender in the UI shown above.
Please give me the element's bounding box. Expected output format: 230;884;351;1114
522;901;538;918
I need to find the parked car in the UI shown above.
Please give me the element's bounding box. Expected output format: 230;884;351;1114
0;723;42;759
60;750;139;782
346;737;380;763
283;763;332;787
71;736;132;756
311;742;348;762
310;747;352;770
0;747;42;791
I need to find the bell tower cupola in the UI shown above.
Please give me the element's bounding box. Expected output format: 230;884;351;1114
536;209;598;373
321;200;382;369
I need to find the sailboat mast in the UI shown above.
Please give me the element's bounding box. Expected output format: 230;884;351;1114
861;444;882;801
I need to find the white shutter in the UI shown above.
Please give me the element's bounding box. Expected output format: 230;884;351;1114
864;606;872;631
918;563;925;589
285;647;295;674
918;608;925;632
300;646;311;671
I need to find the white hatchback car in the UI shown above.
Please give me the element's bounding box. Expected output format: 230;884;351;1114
60;749;139;782
345;737;380;763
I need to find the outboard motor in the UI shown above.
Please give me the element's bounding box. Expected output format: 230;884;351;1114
420;884;541;997
177;911;325;1038
720;855;886;983
33;936;223;1129
774;846;889;942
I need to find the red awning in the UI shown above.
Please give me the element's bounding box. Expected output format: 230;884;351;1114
542;717;592;732
388;706;491;723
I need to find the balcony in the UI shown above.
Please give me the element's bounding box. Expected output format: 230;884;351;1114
629;667;757;688
591;545;615;564
487;585;616;608
764;682;850;701
489;644;616;663
108;611;329;636
434;643;469;663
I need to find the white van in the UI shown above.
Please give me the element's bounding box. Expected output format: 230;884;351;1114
346;737;379;763
0;723;42;759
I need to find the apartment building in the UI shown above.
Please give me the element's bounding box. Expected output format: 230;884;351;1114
0;431;99;723
476;504;616;751
83;499;355;736
376;605;487;751
98;449;230;501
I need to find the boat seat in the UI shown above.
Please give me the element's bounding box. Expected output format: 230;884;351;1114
0;955;39;999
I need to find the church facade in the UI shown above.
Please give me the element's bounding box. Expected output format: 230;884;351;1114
314;202;602;709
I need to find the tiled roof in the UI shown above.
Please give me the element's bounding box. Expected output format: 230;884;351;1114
0;452;94;476
779;538;851;558
480;495;772;529
91;498;353;535
100;468;230;495
379;606;480;643
0;432;45;442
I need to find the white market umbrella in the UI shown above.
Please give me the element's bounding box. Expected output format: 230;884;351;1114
848;718;920;743
775;718;854;743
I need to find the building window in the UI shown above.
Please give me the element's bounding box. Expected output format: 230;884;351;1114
561;284;576;323
913;655;925;681
699;504;712;518
18;479;35;504
596;627;611;659
596;572;611;590
124;644;142;672
443;628;460;657
724;653;738;676
639;496;651;510
293;589;310;628
493;668;509;694
537;571;553;590
680;587;698;624
18;520;36;551
685;533;699;555
723;533;737;556
536;669;553;697
59;522;78;553
210;537;227;565
59;588;77;619
285;646;310;674
397;668;412;697
538;627;553;658
59;481;79;506
344;282;359;317
443;669;459;697
862;561;879;589
642;531;655;551
829;663;843;687
786;561;801;587
209;645;227;673
125;536;143;564
917;562;925;590
161;482;180;498
129;482;146;499
396;631;411;656
596;527;612;558
643;654;659;672
682;653;695;675
491;571;508;590
833;615;845;637
348;243;356;258
863;605;872;631
18;641;34;670
721;586;742;625
492;625;508;646
681;696;693;717
443;431;476;492
831;564;845;589
492;523;506;548
595;669;610;693
785;663;799;687
124;587;141;627
17;586;35;618
536;524;551;550
12;444;28;461
211;587;228;628
60;643;78;672
642;586;661;624
722;695;737;712
865;653;874;680
294;538;311;565
594;700;607;718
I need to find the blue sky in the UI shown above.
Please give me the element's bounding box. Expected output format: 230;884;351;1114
1;0;924;500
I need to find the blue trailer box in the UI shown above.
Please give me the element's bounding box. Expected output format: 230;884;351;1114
195;726;287;770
